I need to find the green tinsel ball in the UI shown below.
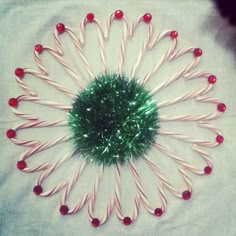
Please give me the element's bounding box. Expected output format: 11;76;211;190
69;73;159;166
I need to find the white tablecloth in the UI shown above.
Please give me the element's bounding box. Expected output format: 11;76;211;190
0;0;235;235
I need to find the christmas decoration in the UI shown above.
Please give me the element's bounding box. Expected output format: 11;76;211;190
7;10;226;227
69;73;158;165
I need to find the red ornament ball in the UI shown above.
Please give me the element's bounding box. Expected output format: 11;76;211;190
8;98;18;108
170;31;178;39
6;129;16;139
115;10;123;19
123;216;132;226
143;13;152;23
154;208;163;217
15;68;24;78
87;13;94;22
60;205;69;215
56;23;65;33
204;166;212;175
194;48;203;57
208;75;217;84
91;218;100;227
217;103;226;112
17;160;26;170
216;135;224;144
182;190;191;200
35;44;43;53
33;185;43;195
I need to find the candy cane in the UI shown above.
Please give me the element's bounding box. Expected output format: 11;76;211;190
142;30;178;85
10;120;68;147
115;164;141;224
16;68;75;98
153;141;204;177
35;150;76;197
18;95;71;111
150;48;201;95
88;165;114;226
104;11;129;74
19;133;72;162
34;46;86;89
144;155;187;198
129;160;158;214
61;160;90;215
130;14;154;78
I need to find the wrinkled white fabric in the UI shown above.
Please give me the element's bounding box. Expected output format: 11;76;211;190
0;0;236;235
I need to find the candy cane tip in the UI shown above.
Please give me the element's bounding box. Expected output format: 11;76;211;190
59;205;69;215
91;218;100;227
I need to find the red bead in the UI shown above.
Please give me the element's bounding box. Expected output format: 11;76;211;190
216;135;224;144
143;13;152;23
123;216;132;226
87;13;94;22
217;103;226;112
6;129;16;139
170;31;178;39
35;44;43;53
8;98;18;107
115;10;123;19
60;205;69;215
208;75;217;84
91;218;100;227
194;48;203;57
17;160;26;170
33;185;43;195
15;68;24;78
182;190;191;200
204;166;212;175
56;23;65;33
154;208;163;217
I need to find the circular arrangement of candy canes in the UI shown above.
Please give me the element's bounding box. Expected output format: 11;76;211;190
7;10;226;227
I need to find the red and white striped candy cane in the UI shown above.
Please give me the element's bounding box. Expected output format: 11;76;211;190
129;160;165;215
142;30;178;85
34;149;76;197
144;155;190;199
10;120;68;147
61;160;90;215
34;45;86;89
150;48;201;95
16;68;75;98
104;11;129;74
130;14;154;78
88;165;114;226
115;164;140;224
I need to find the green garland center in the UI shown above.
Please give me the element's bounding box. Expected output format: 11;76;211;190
69;74;159;165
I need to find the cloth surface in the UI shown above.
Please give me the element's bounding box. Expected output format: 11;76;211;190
0;0;236;235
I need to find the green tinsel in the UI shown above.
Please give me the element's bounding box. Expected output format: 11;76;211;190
69;73;159;166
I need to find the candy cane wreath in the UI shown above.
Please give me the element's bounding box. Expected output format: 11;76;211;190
7;10;226;227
